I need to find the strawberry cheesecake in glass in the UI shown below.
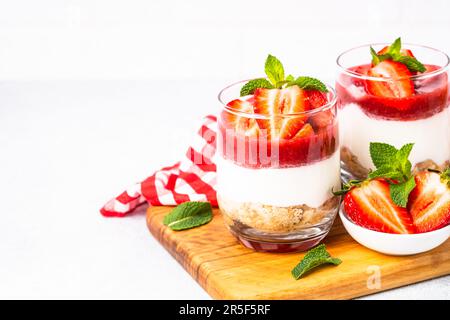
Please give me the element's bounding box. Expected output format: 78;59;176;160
336;38;450;180
216;57;340;253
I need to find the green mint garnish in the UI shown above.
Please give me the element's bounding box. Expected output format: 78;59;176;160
163;201;212;231
389;176;416;207
240;54;328;96
240;78;274;96
265;54;285;85
370;37;426;73
287;76;328;92
334;142;417;207
368;142;416;207
291;244;342;280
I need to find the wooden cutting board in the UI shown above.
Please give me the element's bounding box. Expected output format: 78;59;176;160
146;207;450;299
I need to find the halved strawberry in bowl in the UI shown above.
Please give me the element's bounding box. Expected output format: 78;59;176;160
224;99;259;136
366;60;415;99
408;171;450;233
343;179;415;234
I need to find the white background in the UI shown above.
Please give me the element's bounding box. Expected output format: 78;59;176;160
0;0;449;299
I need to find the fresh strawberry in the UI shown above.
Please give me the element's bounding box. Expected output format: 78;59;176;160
253;86;308;139
408;171;450;233
378;46;415;58
307;90;333;129
279;86;309;139
366;60;415;98
291;123;314;139
225;99;259;136
253;88;283;139
344;179;415;234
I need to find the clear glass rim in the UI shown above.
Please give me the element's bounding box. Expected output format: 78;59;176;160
217;79;337;119
336;42;450;81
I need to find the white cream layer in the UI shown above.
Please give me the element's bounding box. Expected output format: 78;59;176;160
215;152;341;208
340;103;450;170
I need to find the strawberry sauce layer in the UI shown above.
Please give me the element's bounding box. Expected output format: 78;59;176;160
218;118;338;168
336;64;449;121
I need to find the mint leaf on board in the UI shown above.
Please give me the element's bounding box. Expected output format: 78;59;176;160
291;244;342;280
265;54;285;86
390;176;416;207
163;201;212;231
288;76;328;92
395;55;426;73
370;142;398;169
240;78;274;96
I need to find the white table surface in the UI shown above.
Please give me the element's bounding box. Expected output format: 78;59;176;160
0;80;448;299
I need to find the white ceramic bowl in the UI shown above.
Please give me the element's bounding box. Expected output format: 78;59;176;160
339;203;450;255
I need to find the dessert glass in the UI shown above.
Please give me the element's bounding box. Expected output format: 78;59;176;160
216;81;341;253
336;44;450;180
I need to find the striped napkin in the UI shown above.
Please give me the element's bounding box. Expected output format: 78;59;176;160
100;115;218;217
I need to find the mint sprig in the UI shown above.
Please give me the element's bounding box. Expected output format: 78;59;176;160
370;37;426;73
240;78;274;96
163;201;212;231
291;244;342;280
368;142;416;207
240;54;328;96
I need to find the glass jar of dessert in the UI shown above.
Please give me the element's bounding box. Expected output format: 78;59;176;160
216;59;341;253
336;38;450;180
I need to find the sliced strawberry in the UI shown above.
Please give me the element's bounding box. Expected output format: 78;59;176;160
253;86;309;139
378;46;415;58
291;123;314;139
408;171;450;233
344;179;415;234
279;86;309;139
306;90;333;129
253;88;282;139
366;60;415;98
225;99;259;136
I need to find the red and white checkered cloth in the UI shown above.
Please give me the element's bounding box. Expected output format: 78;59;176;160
100;115;218;217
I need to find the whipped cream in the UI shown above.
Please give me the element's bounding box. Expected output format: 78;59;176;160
215;152;340;208
340;103;450;170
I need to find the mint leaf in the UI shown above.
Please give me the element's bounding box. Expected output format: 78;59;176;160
396;143;414;175
288;76;328;92
286;74;295;82
389;176;416;207
395;56;426;73
265;54;285;86
163;201;212;231
368;166;405;181
388;37;402;56
291;244;341;280
240;78;274;96
370;142;398;169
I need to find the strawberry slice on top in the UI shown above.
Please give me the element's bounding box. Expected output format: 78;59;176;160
253;86;309;139
344;179;415;234
366;60;415;99
225;99;259;136
408;171;450;233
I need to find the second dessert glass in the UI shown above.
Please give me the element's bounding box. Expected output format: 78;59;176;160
336;43;450;180
216;81;341;253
